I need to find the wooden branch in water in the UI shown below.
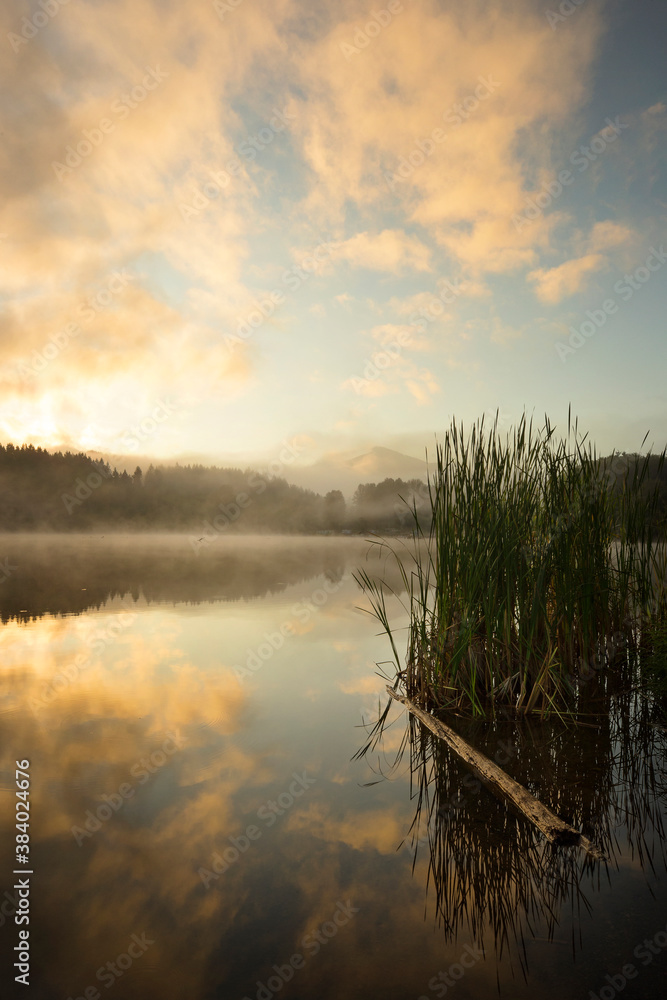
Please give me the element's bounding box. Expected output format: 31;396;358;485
387;686;605;861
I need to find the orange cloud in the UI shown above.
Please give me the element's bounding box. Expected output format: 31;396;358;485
527;253;606;303
328;229;432;273
289;0;603;272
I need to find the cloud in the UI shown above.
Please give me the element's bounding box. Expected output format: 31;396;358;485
341;354;439;403
0;0;297;445
456;278;491;298
387;291;453;323
525;218;635;305
327;229;432;273
642;102;666;120
339;674;386;696
405;369;440;403
527;252;606;303
370;323;429;350
490;317;524;346
289;0;604;272
586;220;635;253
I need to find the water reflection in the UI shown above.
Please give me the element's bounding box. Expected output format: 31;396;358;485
0;533;370;622
1;535;667;998
0;537;443;1000
371;662;667;979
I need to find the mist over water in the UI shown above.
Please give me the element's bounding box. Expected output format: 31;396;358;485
0;533;377;621
0;535;666;998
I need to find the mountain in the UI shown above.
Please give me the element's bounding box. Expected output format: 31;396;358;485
348;446;427;478
286;446;428;495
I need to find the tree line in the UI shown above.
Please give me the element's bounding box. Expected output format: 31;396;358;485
0;443;663;535
0;443;428;533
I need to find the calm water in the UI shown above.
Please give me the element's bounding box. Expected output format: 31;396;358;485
0;534;666;999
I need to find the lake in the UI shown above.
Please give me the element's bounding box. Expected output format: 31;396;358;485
0;534;666;999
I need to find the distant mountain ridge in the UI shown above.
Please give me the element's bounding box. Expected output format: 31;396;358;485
69;444;429;495
348;446;427;476
285;446;427;494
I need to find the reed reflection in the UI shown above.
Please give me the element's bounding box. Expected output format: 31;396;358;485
361;664;667;979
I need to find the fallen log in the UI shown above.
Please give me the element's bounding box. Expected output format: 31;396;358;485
387;686;605;861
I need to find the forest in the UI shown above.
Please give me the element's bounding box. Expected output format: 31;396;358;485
0;443;429;533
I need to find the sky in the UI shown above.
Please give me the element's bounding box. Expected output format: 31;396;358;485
1;0;666;474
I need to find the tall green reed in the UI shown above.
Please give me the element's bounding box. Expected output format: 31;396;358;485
357;412;666;716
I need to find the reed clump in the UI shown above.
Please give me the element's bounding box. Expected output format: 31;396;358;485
358;412;666;716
